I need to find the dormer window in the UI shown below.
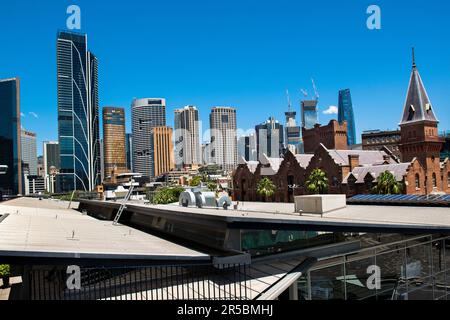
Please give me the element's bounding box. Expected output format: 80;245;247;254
407;104;415;121
425;103;432;112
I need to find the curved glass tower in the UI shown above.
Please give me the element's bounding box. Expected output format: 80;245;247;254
57;31;100;192
338;89;356;146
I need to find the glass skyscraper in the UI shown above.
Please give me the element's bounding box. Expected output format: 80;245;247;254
56;31;101;192
301;100;318;130
0;78;22;196
338;89;356;146
255;117;284;160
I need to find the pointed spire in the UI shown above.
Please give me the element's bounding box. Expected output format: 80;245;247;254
400;49;438;125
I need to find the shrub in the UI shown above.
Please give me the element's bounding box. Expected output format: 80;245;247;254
0;265;10;277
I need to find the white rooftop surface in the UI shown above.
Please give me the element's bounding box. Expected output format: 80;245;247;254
0;198;209;260
150;201;450;231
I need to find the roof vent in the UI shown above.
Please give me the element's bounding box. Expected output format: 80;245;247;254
294;195;347;217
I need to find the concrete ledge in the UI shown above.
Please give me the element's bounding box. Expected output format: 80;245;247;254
295;195;347;216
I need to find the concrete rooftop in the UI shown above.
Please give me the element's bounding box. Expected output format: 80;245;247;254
0;198;209;262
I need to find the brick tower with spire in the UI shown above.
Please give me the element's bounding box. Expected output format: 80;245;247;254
399;49;444;194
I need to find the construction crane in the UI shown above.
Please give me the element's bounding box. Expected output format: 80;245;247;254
286;89;292;112
300;89;308;98
311;78;320;102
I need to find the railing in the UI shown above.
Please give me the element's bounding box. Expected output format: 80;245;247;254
27;264;252;301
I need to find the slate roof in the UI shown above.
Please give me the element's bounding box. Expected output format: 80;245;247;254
400;59;438;125
343;162;411;184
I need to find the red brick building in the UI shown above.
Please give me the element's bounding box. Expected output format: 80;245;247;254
232;53;449;201
302;120;348;154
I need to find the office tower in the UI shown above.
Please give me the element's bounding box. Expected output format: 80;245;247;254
338;89;357;146
399;50;444;192
209;107;238;171
131;98;166;178
255;117;284;159
125;133;133;172
152;126;175;177
43;141;60;177
57;31;101;192
174;106;201;169
0;78;22;195
238;134;257;161
285;108;303;154
301;100;318;130
37;156;45;178
21;129;38;176
202;143;211;165
103;107;127;178
100;139;104;183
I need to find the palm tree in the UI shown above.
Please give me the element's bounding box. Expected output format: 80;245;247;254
256;178;276;201
372;171;403;195
306;169;329;194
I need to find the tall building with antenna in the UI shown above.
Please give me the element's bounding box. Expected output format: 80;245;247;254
284;90;303;154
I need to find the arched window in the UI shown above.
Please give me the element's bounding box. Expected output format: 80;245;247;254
447;172;450;187
415;174;420;189
432;173;437;188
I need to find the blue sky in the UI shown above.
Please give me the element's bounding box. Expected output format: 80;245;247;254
1;0;450;155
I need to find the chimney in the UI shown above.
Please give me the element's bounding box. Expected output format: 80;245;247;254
348;154;360;171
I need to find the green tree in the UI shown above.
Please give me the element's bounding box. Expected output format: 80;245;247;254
256;178;276;201
152;187;185;205
372;171;403;195
207;181;218;192
306;169;329;194
189;176;202;187
0;265;10;277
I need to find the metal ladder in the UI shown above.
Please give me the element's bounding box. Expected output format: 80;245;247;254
113;185;135;225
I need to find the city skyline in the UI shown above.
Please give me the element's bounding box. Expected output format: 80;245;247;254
2;1;450;156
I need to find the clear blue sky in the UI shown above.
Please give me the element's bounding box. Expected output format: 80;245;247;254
1;0;450;155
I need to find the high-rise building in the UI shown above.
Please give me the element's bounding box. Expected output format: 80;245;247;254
56;31;101;192
285;108;303;154
255;117;284;160
152;126;175;177
103;107;127;178
301;100;318;130
338;89;357;146
399;50;444;193
125;133;133;172
174;106;201;169
131;98;166;178
238;134;257;162
37;156;45;178
43;141;60;177
209;107;238;172
21;129;37;176
0;78;22;196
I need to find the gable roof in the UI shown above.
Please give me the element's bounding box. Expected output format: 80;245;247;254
326;149;394;166
295;154;314;169
343;162;411;184
260;154;283;176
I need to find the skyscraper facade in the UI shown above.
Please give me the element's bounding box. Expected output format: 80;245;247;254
285;109;303;154
0;78;22;196
238;134;257;162
209;107;238;172
174;106;201;169
152;126;175;177
125;133;133;172
131;98;166;178
103;107;127;177
338;89;357;146
301;100;318;130
43;141;60;193
56;31;101;192
21;129;37;176
255;117;285;160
